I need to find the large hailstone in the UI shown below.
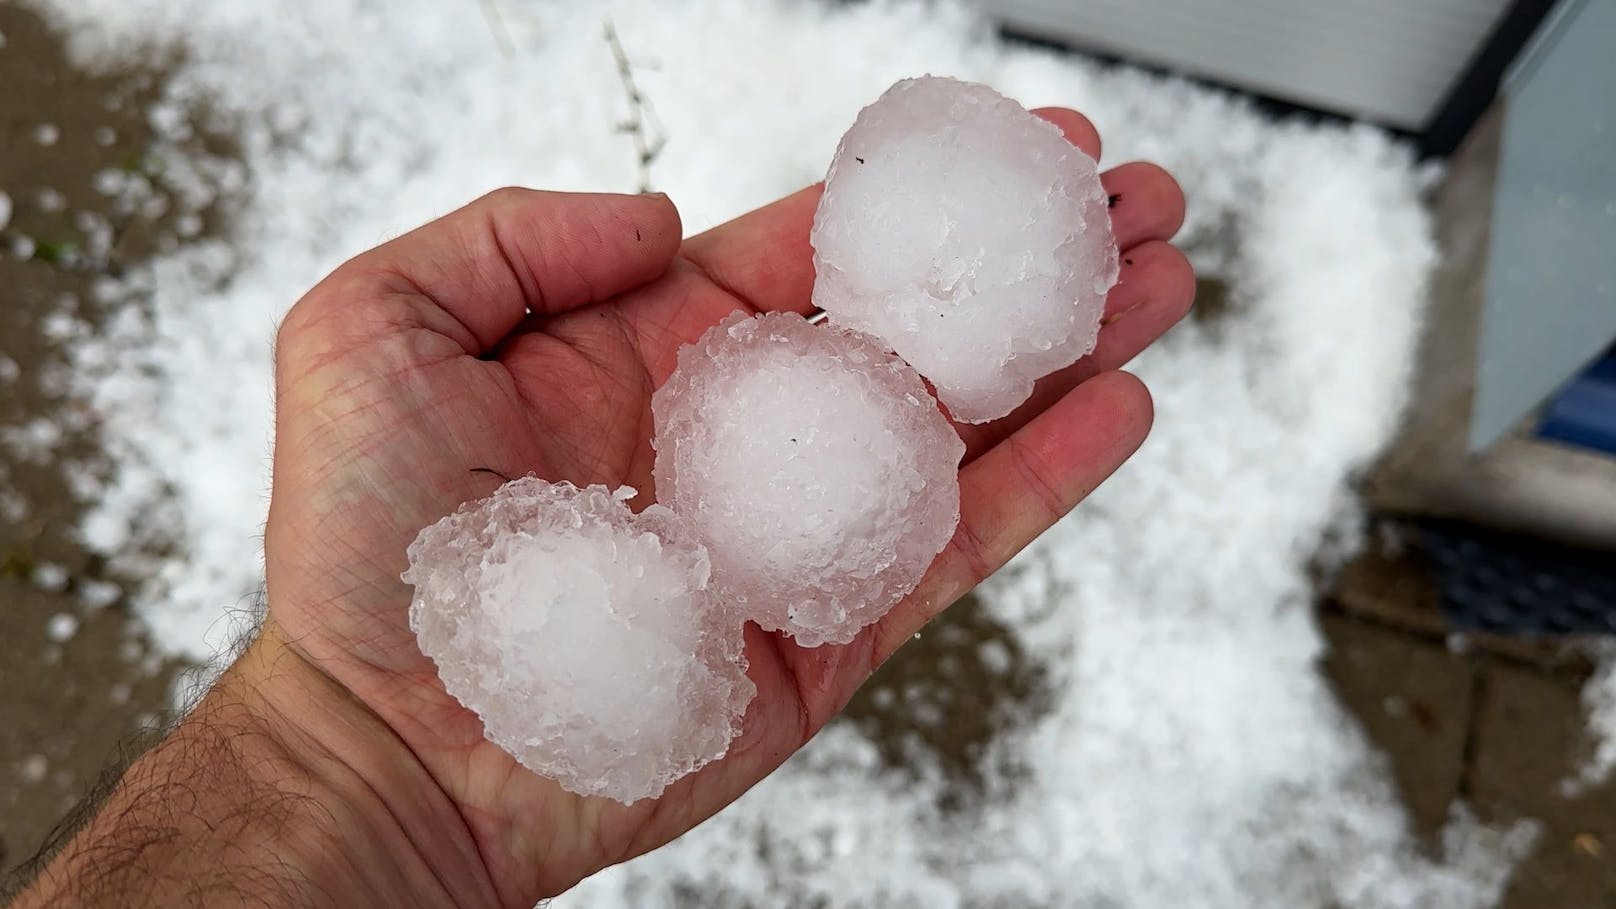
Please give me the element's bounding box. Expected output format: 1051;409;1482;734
811;75;1120;424
652;312;964;647
402;479;755;804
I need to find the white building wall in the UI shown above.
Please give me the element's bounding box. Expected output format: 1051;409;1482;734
977;0;1514;128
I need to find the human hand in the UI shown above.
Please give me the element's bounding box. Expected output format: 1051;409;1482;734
255;108;1190;905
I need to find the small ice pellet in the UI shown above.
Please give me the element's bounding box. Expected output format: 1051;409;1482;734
32;562;69;592
810;75;1119;423
19;754;48;784
36;188;66;213
46;612;80;643
403;478;754;804
79;578;123;609
652;312;964;647
93;169;126;196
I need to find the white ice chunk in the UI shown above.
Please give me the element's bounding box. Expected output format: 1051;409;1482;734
403;478;755;804
811;75;1119;423
46;612;81;643
19;754;48;784
652;312;964;647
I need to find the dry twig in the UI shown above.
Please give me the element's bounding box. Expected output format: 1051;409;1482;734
478;0;514;59
604;20;666;193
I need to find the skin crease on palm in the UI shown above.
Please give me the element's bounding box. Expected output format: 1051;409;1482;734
181;108;1191;906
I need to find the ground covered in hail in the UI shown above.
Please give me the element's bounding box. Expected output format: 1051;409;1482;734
16;0;1603;905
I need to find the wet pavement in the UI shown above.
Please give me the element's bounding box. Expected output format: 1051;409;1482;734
0;1;191;883
1327;538;1616;906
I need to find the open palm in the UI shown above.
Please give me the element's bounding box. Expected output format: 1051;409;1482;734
261;108;1190;904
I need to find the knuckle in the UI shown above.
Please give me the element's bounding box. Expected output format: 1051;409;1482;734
1007;435;1068;523
274;299;317;351
948;514;997;584
273;276;369;366
481;185;535;209
273;296;330;369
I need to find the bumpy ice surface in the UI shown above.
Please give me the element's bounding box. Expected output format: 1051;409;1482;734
811;75;1119;424
402;478;755;804
652;312;964;647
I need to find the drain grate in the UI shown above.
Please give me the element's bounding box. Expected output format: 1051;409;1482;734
1417;520;1616;635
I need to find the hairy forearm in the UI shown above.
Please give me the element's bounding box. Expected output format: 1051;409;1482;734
9;630;502;909
12;679;338;907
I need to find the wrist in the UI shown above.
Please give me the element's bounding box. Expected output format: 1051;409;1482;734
13;624;503;909
227;622;506;908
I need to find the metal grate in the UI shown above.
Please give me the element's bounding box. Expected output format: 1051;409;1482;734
1418;519;1616;634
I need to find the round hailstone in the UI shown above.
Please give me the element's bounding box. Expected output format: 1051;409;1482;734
810;74;1120;424
402;478;755;804
652;312;964;648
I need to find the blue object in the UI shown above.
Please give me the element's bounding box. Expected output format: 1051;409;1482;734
1471;0;1616;450
1538;350;1616;456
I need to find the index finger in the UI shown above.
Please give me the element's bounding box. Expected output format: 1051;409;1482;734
678;107;1103;315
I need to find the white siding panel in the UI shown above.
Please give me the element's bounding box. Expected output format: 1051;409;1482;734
976;0;1515;127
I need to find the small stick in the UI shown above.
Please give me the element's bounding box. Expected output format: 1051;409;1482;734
604;19;666;193
478;0;514;59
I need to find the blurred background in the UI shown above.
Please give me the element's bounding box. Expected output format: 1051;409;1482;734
2;0;1612;905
